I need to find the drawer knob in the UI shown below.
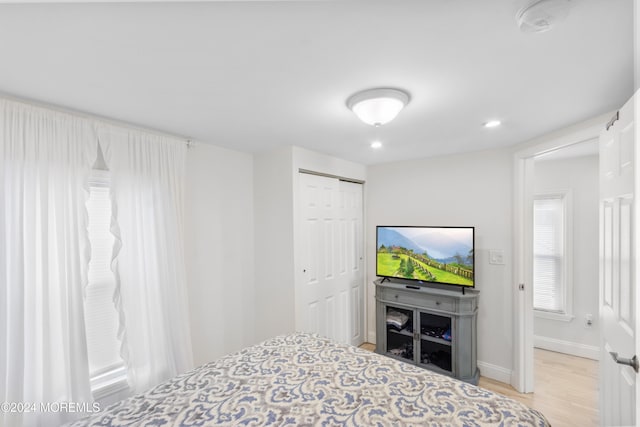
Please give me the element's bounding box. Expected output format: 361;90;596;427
394;294;399;299
436;301;441;305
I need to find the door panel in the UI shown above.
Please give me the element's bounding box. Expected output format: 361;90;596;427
620;198;632;327
323;219;334;279
351;285;361;341
338;219;347;274
603;201;614;308
307;301;319;335
298;173;364;346
306;219;319;285
326;295;335;340
599;95;637;427
341;180;364;345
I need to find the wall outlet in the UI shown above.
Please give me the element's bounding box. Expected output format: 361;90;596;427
585;314;593;328
489;250;505;265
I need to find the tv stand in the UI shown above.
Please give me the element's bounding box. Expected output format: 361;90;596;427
374;278;479;384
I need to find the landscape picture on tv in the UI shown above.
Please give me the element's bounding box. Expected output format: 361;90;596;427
376;226;474;287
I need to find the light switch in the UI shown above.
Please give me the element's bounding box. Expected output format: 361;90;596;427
489;249;505;265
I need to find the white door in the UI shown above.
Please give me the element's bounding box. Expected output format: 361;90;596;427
599;94;639;426
298;173;364;346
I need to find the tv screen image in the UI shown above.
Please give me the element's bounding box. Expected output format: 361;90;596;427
376;226;475;287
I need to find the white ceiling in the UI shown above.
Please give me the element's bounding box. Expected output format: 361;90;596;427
0;0;633;165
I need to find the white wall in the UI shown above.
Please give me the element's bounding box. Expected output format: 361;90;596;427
533;155;599;359
633;0;640;92
253;147;296;342
185;143;255;366
366;148;514;379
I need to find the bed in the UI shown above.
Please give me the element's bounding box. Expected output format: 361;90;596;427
67;332;549;426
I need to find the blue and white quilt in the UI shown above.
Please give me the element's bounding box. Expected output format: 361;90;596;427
68;332;549;426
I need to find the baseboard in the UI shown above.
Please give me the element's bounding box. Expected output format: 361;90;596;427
477;360;512;384
534;335;599;360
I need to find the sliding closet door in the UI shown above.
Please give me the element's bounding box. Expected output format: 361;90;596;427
340;179;364;346
298;173;364;346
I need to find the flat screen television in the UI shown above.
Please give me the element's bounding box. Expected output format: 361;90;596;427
376;226;475;288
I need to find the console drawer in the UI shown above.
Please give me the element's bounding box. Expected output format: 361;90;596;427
379;287;455;312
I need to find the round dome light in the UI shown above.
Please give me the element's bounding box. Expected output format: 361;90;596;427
347;88;410;127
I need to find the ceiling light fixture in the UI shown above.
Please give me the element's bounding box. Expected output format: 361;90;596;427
516;0;571;33
371;141;383;149
347;88;410;127
484;120;501;128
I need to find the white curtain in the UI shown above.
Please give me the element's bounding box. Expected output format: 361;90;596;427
0;99;96;426
99;127;193;393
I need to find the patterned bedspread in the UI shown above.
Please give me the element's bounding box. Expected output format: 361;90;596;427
67;332;549;426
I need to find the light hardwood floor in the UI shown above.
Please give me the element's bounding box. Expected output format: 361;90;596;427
479;349;598;427
359;344;599;427
359;342;376;352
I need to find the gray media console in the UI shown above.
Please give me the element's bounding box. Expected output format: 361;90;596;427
374;278;480;384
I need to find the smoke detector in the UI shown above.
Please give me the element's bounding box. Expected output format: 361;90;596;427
516;0;572;33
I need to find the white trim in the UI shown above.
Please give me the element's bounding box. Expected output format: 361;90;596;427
534;335;599;360
368;328;377;345
91;365;129;401
93;378;129;402
477;360;512;384
513;113;609;158
534;310;574;322
634;85;640;426
512;154;535;393
361;175;368;347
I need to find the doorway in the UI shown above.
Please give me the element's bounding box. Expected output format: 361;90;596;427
530;142;601;424
514;106;639;423
531;143;600;360
512;116;606;393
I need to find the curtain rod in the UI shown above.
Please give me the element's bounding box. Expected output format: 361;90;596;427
0;91;194;146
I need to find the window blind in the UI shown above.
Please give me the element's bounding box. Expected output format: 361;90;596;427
533;197;565;313
84;174;125;378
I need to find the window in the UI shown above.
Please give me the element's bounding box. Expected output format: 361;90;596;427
533;191;573;320
84;170;128;398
